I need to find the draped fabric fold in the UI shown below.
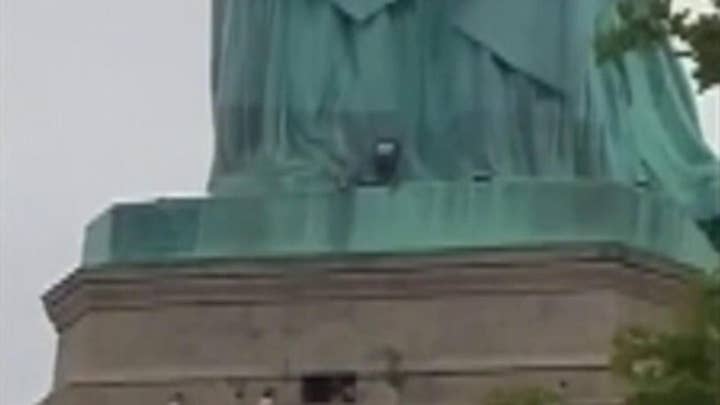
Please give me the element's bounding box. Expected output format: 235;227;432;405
331;0;398;22
209;0;720;220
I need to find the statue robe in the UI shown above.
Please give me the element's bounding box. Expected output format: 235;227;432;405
210;0;719;219
210;0;411;191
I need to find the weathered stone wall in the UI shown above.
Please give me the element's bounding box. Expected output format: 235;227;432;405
41;246;690;405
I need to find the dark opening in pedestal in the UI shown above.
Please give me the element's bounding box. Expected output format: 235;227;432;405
302;373;357;404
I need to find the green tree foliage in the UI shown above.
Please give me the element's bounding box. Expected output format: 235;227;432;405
597;0;720;91
611;275;720;405
483;386;566;405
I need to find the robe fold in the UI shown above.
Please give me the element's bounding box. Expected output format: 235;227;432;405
209;0;719;219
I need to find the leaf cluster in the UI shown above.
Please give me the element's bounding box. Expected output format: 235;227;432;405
596;0;720;91
611;275;720;405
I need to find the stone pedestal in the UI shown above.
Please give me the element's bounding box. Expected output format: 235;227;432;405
41;245;692;405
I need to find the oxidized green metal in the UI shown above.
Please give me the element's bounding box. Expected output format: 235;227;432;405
83;180;718;269
209;0;719;220
80;0;720;269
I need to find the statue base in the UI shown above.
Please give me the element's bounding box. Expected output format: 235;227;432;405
83;180;717;270
40;180;717;404
41;246;692;405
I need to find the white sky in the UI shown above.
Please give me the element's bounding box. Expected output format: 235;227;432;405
0;1;718;404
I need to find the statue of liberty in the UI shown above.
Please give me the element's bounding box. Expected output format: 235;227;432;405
76;0;720;269
209;0;720;220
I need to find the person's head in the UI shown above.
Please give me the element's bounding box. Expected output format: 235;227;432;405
168;392;185;405
341;385;356;403
262;388;275;399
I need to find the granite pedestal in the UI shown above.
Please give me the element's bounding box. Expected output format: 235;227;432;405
41;246;698;405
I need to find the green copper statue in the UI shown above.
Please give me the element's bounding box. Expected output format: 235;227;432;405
209;0;719;220
79;0;720;268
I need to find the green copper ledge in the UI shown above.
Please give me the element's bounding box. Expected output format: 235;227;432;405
81;180;719;271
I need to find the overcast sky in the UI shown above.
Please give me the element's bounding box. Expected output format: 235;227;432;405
0;1;718;405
